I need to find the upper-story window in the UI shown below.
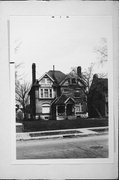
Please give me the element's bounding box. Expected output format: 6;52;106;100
39;88;53;98
49;89;52;98
44;89;48;98
75;103;82;114
41;89;43;98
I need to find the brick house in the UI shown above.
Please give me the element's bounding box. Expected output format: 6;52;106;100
29;64;87;120
87;74;108;118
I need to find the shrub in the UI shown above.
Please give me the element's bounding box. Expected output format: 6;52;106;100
23;117;108;132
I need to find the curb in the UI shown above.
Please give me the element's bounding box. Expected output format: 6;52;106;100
16;127;108;141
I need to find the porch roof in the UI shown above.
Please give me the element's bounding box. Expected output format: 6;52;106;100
55;94;75;105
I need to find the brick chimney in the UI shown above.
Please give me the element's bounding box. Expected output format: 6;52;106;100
77;66;81;77
52;65;55;80
32;63;36;84
31;63;36;119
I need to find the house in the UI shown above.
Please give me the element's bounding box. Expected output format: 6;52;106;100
87;74;108;118
29;64;87;120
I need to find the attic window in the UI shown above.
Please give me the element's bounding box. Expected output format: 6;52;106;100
72;78;76;84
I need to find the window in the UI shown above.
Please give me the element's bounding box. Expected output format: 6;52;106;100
46;78;51;84
72;78;76;84
74;90;81;97
41;89;43;98
44;89;48;98
40;77;52;84
42;104;50;114
50;89;52;98
40;88;53;98
75;104;82;114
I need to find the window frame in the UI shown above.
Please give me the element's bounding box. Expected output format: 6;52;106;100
75;103;82;114
42;104;50;114
44;89;49;98
39;88;53;98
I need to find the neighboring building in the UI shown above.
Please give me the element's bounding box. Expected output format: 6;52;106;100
87;74;108;118
29;64;87;120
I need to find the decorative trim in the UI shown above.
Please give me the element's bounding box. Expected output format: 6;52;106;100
38;72;54;83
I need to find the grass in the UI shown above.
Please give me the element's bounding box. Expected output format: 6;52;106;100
29;130;82;137
90;128;108;132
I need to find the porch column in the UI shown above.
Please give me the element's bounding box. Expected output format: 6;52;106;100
65;104;67;119
56;105;58;118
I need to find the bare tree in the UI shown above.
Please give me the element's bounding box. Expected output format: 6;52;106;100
15;63;30;119
82;63;95;93
16;81;30;119
94;37;108;67
98;73;108;78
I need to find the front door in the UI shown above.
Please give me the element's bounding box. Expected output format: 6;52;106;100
66;104;74;116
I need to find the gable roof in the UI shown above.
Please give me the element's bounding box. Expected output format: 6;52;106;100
38;72;54;83
47;70;66;84
59;73;87;87
55;94;75;105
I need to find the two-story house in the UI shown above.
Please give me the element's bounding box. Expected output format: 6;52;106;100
29;64;87;120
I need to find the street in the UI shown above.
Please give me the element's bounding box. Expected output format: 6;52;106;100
16;134;108;159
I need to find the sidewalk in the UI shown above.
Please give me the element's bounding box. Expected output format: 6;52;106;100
16;126;108;141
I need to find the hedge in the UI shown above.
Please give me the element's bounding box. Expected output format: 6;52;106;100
22;117;108;132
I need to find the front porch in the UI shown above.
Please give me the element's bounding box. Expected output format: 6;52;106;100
55;95;76;120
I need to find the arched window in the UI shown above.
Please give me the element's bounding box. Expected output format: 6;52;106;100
42;104;50;114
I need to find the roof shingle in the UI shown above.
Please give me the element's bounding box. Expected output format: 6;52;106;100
47;70;66;84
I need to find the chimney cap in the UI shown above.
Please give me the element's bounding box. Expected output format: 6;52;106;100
77;66;81;77
32;63;36;67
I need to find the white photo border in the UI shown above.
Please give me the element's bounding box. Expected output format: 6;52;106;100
0;1;118;179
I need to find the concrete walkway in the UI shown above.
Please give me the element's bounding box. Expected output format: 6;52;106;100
16;126;108;141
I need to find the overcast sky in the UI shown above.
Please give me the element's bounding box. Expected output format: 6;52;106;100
10;16;112;83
